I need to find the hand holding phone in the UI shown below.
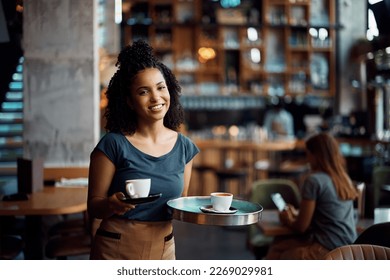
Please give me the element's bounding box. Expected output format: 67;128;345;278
270;192;287;212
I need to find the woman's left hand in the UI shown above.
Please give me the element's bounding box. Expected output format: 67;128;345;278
107;192;136;216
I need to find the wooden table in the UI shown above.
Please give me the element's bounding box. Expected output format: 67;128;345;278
258;210;295;236
0;186;87;259
258;208;390;237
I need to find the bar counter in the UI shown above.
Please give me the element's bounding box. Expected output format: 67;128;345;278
190;138;301;197
194;138;297;152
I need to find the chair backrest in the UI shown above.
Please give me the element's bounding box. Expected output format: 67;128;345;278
247;179;301;258
249;178;301;210
354;222;390;248
372;165;390;207
324;244;390;260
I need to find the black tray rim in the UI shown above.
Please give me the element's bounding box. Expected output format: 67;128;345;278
122;193;162;204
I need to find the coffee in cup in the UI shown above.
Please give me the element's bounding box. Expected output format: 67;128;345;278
125;179;151;198
210;192;233;212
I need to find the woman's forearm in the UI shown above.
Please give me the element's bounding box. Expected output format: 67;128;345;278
88;196;114;219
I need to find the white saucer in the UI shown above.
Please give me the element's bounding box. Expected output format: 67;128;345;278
199;205;237;214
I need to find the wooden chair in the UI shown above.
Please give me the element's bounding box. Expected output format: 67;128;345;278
0;216;25;259
45;216;101;260
324;244;390;260
372;166;390;208
45;234;91;260
0;235;24;260
43;167;89;238
247;178;301;259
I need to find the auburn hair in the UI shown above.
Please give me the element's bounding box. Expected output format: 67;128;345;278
305;133;358;200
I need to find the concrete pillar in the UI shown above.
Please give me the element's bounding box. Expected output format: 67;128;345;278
337;0;367;115
22;0;99;166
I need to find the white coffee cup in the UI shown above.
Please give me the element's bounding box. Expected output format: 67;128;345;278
125;179;151;198
210;192;233;212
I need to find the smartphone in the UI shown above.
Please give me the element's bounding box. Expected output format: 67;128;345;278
270;192;287;211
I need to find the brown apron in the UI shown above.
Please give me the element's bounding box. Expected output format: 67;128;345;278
90;217;175;260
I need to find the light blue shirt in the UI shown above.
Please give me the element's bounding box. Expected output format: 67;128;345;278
302;172;357;250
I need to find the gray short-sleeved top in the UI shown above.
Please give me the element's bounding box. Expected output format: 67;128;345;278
302;172;357;250
93;132;199;221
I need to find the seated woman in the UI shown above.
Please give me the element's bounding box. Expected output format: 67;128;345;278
265;132;358;260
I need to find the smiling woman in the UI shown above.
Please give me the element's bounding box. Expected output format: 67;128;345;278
87;40;199;260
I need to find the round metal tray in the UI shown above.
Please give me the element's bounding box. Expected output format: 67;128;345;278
167;196;263;226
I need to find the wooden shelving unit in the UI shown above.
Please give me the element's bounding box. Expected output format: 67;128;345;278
122;0;338;98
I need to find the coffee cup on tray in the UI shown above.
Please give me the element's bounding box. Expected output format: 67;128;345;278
210;192;233;212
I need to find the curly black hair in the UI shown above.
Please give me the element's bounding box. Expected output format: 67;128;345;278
103;40;184;134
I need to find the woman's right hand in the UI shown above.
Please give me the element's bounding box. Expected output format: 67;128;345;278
107;192;136;215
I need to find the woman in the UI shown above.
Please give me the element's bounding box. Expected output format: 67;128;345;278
263;97;294;140
265;132;358;260
88;40;199;260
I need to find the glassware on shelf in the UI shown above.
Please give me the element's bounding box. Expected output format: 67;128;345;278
176;2;195;23
123;0;337;98
159;53;174;70
309;27;331;48
223;28;240;49
249;81;264;95
266;5;287;25
289;30;308;47
290;6;307;26
241;27;262;49
154;32;172;48
267;76;285;97
310;0;330;26
310;53;329;89
176;51;198;71
247;8;260;25
242;49;262;71
288;71;307;94
264;30;286;72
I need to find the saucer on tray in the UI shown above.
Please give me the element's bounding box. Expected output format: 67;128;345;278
199;205;237;214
